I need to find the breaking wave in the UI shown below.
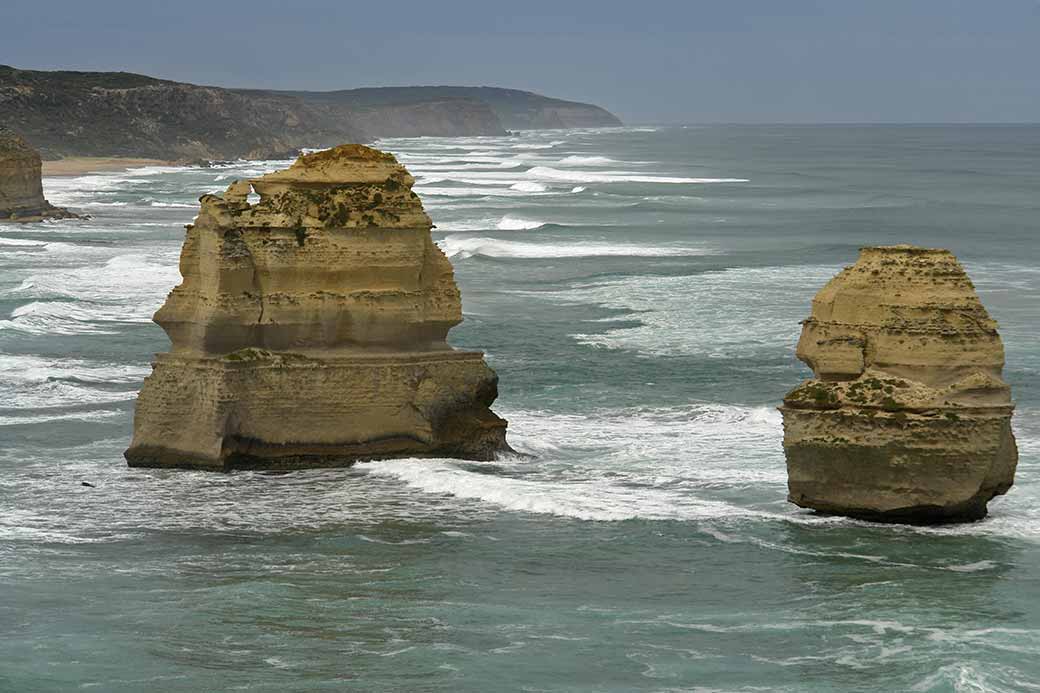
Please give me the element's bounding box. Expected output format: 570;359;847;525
509;181;548;193
525;166;748;184
495;215;547;231
558;155;617;166
365;404;785;522
437;236;710;259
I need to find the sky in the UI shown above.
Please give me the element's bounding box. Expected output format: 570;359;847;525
3;0;1040;123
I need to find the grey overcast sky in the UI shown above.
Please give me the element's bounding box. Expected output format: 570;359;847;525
3;0;1039;123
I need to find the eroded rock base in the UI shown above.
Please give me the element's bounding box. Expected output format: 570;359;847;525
3;204;80;223
782;406;1017;523
125;350;508;471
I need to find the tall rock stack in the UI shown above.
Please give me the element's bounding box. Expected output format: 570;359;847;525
781;246;1017;523
125;144;508;470
0;127;77;222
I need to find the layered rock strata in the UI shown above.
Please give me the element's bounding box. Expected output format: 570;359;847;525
0;127;77;221
125;144;508;470
781;246;1017;523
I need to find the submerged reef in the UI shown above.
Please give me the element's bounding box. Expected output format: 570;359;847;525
125;144;508;470
781;245;1017;523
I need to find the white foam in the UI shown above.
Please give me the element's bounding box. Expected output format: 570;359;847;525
0;353;149;385
943;560;998;573
123;165;193;177
1;253;180;335
0;301;140;335
0;236;47;247
9;253;179;297
526;166;748;185
910;663;1035;693
548;265;839;358
496;216;547;231
413;165;745;190
413;186;532;198
430;218;492;232
147;201;197;208
407;162;525;172
434;214;553;232
376;400;1040;541
0;408;126;427
43;174;134;204
509;182;548;193
365;458;722;521
0;353;145;414
418;176;508;187
365;404;787;522
558;155;617;166
437;236;710;260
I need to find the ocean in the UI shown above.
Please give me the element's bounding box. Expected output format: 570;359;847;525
1;125;1038;692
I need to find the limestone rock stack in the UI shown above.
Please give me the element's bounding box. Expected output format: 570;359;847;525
125;144;508;470
0;127;77;221
781;246;1017;523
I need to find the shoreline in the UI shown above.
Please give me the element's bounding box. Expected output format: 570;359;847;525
42;157;175;177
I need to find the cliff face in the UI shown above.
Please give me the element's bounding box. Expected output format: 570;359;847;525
781;246;1017;523
0;66;622;160
444;87;623;129
326;99;509;138
0;127;76;221
295;86;623;130
0;67;367;160
125;144;508;470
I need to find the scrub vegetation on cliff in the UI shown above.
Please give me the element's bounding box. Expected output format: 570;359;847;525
0;65;621;161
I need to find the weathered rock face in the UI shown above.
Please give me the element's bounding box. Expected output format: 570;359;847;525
125;144;509;471
0;128;77;222
781;246;1017;523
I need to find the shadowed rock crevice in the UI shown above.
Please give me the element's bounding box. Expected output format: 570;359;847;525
780;245;1017;524
125;144;508;471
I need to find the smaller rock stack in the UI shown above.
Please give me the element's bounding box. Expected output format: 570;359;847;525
781;246;1017;523
0;127;77;222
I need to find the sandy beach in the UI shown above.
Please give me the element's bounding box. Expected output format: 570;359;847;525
41;157;174;176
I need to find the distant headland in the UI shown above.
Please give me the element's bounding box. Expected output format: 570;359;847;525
0;65;622;162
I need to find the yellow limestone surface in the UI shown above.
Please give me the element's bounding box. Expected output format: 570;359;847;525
781;246;1016;523
126;145;508;470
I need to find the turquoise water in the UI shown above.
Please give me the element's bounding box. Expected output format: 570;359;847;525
1;125;1039;692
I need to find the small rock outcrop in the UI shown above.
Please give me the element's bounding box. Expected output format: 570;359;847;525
781;246;1017;523
125;144;509;470
0;127;77;222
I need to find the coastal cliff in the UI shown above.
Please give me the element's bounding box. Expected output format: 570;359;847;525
0;65;621;161
295;86;623;131
0;127;76;221
125;144;508;470
781;246;1017;523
